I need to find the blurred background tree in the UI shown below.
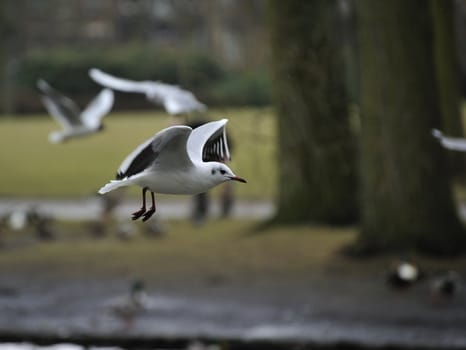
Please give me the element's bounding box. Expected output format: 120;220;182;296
268;0;357;224
354;0;466;256
0;0;21;115
433;0;466;176
1;0;271;114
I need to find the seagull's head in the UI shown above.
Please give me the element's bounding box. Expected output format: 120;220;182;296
209;163;247;184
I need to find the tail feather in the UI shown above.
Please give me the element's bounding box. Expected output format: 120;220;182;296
98;179;128;194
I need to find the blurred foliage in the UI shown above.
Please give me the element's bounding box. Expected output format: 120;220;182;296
14;45;271;112
0;1;15;44
209;69;272;106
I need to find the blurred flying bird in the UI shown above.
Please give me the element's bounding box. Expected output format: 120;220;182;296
98;119;246;222
432;129;466;152
37;79;114;143
89;68;206;115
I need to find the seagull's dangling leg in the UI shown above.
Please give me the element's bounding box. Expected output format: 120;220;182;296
132;187;148;220
142;192;156;222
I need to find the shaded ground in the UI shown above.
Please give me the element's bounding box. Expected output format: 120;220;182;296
0;197;274;221
0;208;466;349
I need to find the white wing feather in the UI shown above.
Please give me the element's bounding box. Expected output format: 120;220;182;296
38;79;111;143
81;89;114;129
37;79;82;128
89;68;150;93
432;129;466;152
187;119;229;163
41;96;80;130
37;79;81;118
89;68;206;115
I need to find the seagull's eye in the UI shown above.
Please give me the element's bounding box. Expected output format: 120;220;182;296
211;169;216;175
220;169;226;175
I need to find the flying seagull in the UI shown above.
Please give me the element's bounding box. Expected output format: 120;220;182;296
37;79;114;143
89;68;206;115
432;129;466;152
98;119;246;222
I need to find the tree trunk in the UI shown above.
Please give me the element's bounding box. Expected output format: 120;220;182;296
432;0;466;176
0;0;19;116
268;0;357;224
355;0;466;255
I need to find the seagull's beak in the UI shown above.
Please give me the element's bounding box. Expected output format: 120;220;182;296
228;175;247;183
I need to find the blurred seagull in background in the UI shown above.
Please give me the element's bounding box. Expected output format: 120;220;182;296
89;68;206;115
98;119;246;222
386;259;423;289
37;79;114;143
432;129;466;152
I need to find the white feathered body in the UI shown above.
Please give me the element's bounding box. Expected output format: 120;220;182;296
98;119;244;202
48;125;100;143
99;162;226;195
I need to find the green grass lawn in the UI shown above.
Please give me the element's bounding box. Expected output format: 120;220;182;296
0;107;276;199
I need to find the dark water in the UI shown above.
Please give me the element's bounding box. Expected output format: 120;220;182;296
1;280;466;350
0;343;222;350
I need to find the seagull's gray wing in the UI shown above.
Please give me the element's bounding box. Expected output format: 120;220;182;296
37;79;82;129
433;129;466;152
187;119;230;163
89;68;149;94
81;89;114;129
116;126;193;179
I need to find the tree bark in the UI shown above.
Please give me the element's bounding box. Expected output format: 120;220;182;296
432;0;466;176
0;0;20;115
355;0;466;255
268;0;357;224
